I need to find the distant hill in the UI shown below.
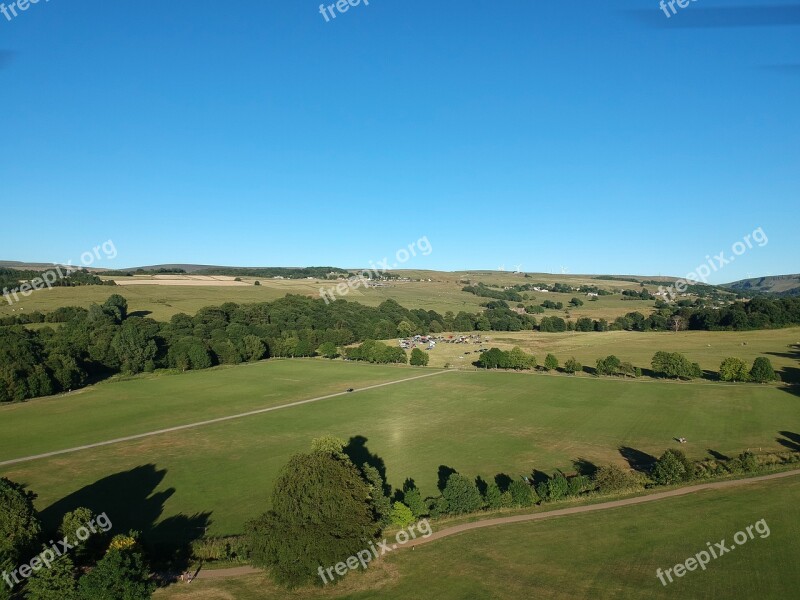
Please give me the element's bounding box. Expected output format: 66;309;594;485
724;274;800;296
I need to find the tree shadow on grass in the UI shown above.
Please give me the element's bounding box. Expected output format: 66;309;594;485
344;435;390;495
572;458;598;477
39;464;211;570
619;446;657;473
777;431;800;452
707;449;730;461
436;465;458;492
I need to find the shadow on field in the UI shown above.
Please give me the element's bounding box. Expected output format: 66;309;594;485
344;436;391;496
128;310;153;318
767;344;800;385
707;449;730;461
572;457;598;476
777;431;800;452
40;464;211;569
619;446;657;473
436;465;458;492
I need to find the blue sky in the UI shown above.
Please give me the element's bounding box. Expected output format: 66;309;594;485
1;0;798;282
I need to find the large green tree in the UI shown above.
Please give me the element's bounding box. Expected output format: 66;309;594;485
245;440;379;588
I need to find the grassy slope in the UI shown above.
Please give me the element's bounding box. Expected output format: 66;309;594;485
154;476;800;600
2;362;797;536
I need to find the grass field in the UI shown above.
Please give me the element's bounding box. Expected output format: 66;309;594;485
153;475;800;599
418;327;800;382
2;360;797;538
0;270;673;322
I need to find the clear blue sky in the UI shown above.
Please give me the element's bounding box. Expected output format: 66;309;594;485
1;0;798;282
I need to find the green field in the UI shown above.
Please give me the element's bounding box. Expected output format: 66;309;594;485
153;475;800;599
2;360;797;538
0;270;671;322
421;327;800;381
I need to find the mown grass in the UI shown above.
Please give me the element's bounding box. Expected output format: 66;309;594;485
2;361;796;536
153;475;800;599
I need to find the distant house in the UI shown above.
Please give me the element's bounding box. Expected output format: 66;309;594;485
586;292;599;298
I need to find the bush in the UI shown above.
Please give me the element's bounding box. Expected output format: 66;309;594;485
652;449;694;485
719;357;750;382
564;357;582;374
507;480;536;507
651;351;701;379
593;465;646;494
544;354;558;371
410;348;429;366
441;474;483;515
750;357;778;383
739;451;759;473
389;502;416;528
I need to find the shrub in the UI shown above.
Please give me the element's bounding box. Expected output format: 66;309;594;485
564;357;582;374
544;354;559;371
750;357;778;383
410;348;429;366
442;474;483;515
389;502;415;528
593;465;646;494
508;480;536;507
652;449;694;485
719;357;750;382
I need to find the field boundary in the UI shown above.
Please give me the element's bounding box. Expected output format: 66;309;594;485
0;369;451;467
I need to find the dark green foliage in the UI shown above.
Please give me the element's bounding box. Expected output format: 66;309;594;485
507;480;536;507
750;357;778;383
477;347;535;370
563;357;582;374
409;348;429;366
345;340;407;364
593;464;645;493
652;449;694;485
544;353;559;371
77;546;154;600
245;445;379;588
0;477;42;567
651;351;702;379
441;474;483;515
24;556;78;600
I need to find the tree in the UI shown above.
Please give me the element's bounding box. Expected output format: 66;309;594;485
389;502;415;528
362;464;391;526
506;347;535;370
24;556;78;600
402;486;428;518
397;320;416;338
544;354;559;371
483;482;503;509
569;297;584;307
59;507;97;563
508;480;536;507
593;465;645;494
441;474;483;515
719;357;750;382
409;348;429;366
316;341;339;359
545;472;569;501
750;357;778;383
77;541;154;600
101;295;128;323
563;357;582;374
0;477;42;568
652;449;694;485
245;443;379;587
111;318;158;374
651;351;700;379
595;355;621;376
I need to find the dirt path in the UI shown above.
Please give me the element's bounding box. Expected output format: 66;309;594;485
0;369;451;467
192;468;800;580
